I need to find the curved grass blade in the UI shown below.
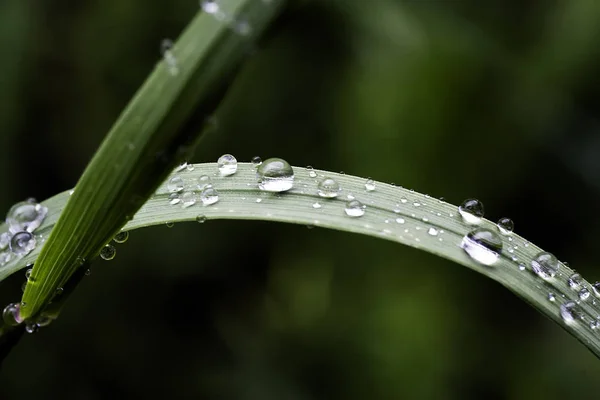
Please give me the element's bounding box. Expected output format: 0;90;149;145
19;0;287;320
2;163;600;358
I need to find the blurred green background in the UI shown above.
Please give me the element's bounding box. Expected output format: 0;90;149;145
2;0;600;398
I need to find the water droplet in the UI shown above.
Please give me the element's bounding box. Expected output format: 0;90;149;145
396;218;405;224
312;202;322;209
568;273;583;289
592;282;600;297
196;215;207;223
2;303;21;326
35;315;53;328
560;301;583;324
200;187;219;206
497;218;514;235
218;154;237;176
0;232;9;251
590;320;599;330
181;191;197;208
307;166;317;178
197;175;212;190
257;158;294;192
25;268;32;280
55;287;64;296
201;0;221;15
160;39;179;76
427;227;439;236
344;200;366;217
168;176;184;193
459;199;484;224
579;288;591;301
25;322;39;334
364;179;375;192
251;156;262;167
100;244;116;261
10;231;36;255
85;268;92;276
531;252;559;279
113;231;129;244
400;197;408;204
317;178;341;198
518;263;526;271
175;162;188;172
169;192;181;205
548;293;556;302
460;228;502;266
6;200;48;234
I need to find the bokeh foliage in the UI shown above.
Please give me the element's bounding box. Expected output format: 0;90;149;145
1;0;600;398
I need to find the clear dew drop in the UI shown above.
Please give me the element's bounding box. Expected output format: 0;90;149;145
186;163;195;172
458;199;485;224
548;293;556;302
396;218;405;224
307;166;317;178
201;0;221;15
531;252;559;279
200;187;219;206
2;303;21;326
400;197;408;204
497;217;514;235
593;282;600;297
100;244;116;261
169;192;181;205
568;273;583;289
251;156;262;167
197;175;212;190
25;322;39;334
460;228;502;266
10;231;36;255
312;202;322;209
25;268;32;280
196;215;207;223
364;179;375;192
427;227;439;236
113;231;129;244
6;200;48;234
579;288;591;301
168;176;184;193
560;301;583;324
257;158;294;192
344;200;366;217
317;178;341;198
218;154;238;176
181;191;197;208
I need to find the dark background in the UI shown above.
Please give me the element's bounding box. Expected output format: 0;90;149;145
2;0;600;398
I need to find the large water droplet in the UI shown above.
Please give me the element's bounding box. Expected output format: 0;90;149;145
531;252;559;279
200;187;219;205
6;200;48;234
257;158;294;192
2;303;21;326
344;200;366;217
100;244;116;261
560;301;583;324
497;218;514;235
10;231;36;255
317;178;341;198
197;175;212;190
458;199;484;224
168;176;184;193
113;231;129;244
181;191;197;208
218;154;237;176
460;228;502;266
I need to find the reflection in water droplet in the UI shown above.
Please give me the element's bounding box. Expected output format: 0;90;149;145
100;244;116;261
497;217;514;235
200;187;219;206
2;303;21;326
344;200;366;217
317;178;341;198
10;231;36;255
25;322;38;334
459;199;484;224
114;231;129;244
257;158;294;192
531;252;559;279
460;228;502;266
218;154;238;176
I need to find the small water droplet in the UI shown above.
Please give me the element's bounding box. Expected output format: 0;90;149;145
10;231;36;255
85;268;92;276
460;228;502;266
196;215;207;223
175;162;188;172
413;202;421;207
160;39;179;76
307;167;317;178
251;156;262;167
200;187;219;206
218;154;237;176
568;273;583;289
579;288;591;301
400;197;408;204
2;303;21;326
6;200;48;234
344;200;366;217
317;178;341;198
25;268;32;280
396;218;405;224
427;227;439;236
168;176;184;193
312;202;322;209
113;231;129;244
518;263;526;271
100;244;116;261
592;282;600;297
25;322;39;334
590;320;599;330
560;301;583;324
233;19;252;35
497;217;514;235
548;293;556;302
459;199;484;224
197;175;212;190
531;252;559;279
257;158;294;192
169;192;181;205
364;179;375;192
181;191;197;208
201;0;221;15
